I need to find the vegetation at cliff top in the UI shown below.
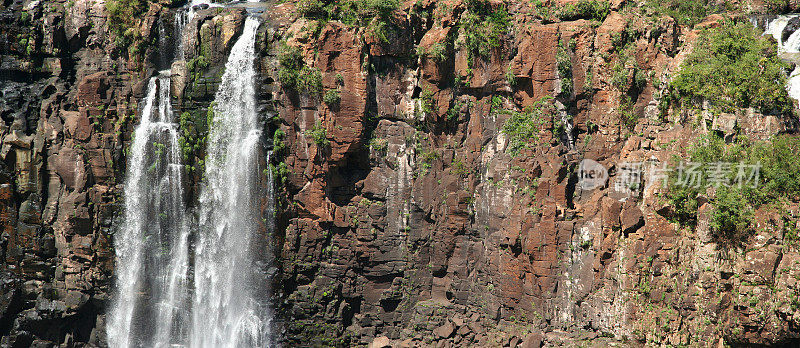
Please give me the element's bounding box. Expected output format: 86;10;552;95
297;0;398;20
459;0;510;65
669;19;793;116
105;0;150;42
531;0;610;23
665;134;800;248
636;0;731;26
296;0;399;41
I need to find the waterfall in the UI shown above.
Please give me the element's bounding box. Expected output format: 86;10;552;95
110;8;272;348
174;8;189;60
190;17;272;348
762;15;800;107
107;72;192;348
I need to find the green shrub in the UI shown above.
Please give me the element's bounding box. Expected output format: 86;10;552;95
531;0;609;23
446;99;471;122
323;89;341;105
271;161;289;185
417;41;448;62
106;0;151;51
297;66;323;95
364;0;400;18
296;0;399;26
499;97;553;156
273;129;287;155
506;64;516;87
177;108;213;174
307;121;329;147
710;187;754;246
664;134;800;247
670;19;793;115
612;47;647;93
369;136;388;153
750;135;800;201
459;0;509;65
297;0;325;17
666;184;700;227
278;44;323;96
417;87;436;116
557;0;610;21
641;0;730;27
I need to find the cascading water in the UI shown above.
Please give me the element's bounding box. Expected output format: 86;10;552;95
107;72;192;348
190;16;272;348
110;7;272;348
174;8;189;60
762;15;800;106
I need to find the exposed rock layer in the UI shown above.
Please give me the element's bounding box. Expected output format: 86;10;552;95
2;0;800;347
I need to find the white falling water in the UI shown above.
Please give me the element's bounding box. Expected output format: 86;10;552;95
107;72;192;348
191;17;272;348
762;15;800;106
110;9;272;348
174;8;189;60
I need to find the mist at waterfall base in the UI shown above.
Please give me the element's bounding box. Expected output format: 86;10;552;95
107;10;273;348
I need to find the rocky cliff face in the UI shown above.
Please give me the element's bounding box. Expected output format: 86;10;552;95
3;0;800;347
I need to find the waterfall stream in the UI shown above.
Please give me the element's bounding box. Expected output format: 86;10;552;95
191;16;271;348
109;9;271;348
107;72;192;348
762;15;800;106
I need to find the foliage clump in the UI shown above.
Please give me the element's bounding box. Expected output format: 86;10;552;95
105;0;151;56
664;134;800;248
459;0;510;66
670;19;793;116
177;105;214;174
307;121;329;147
323;89;341;106
296;0;399;41
498;96;554;156
278;43;323;96
557;0;610;21
531;0;609;22
639;0;732;27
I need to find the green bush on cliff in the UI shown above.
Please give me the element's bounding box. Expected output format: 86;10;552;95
307;121;330;147
296;0;399;29
531;0;609;22
177;108;213;174
278;43;323;96
557;40;573;98
664;134;800;247
499;96;553;156
670;19;793;116
459;0;509;65
106;0;149;32
557;0;610;21
323;89;341;106
640;0;734;27
105;0;155;59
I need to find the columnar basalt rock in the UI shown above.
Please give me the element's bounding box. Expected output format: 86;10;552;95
266;1;800;347
5;0;800;347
